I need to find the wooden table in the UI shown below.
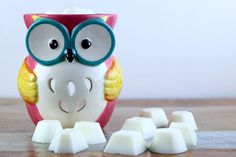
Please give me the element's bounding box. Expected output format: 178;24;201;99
0;98;236;157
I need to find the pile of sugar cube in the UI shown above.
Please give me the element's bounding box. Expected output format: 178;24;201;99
32;108;198;155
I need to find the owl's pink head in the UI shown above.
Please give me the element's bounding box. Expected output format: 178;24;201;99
23;14;117;32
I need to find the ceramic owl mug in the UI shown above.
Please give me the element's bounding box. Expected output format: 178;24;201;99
18;13;123;128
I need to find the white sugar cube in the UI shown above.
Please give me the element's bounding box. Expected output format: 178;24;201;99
45;8;95;15
169;122;197;147
74;121;106;145
32;120;63;143
62;8;94;14
49;129;88;154
140;108;168;127
172;111;198;130
104;130;147;156
149;128;187;154
121;117;157;139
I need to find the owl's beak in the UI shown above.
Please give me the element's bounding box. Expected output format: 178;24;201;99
65;48;75;63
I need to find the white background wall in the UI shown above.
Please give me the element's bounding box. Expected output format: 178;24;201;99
1;0;236;99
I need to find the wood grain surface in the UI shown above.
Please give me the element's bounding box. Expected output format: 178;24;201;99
0;98;236;157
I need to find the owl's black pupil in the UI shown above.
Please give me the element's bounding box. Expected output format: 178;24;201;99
81;39;92;49
49;39;59;49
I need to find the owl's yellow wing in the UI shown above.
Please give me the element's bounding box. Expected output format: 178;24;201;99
17;58;38;104
104;58;123;101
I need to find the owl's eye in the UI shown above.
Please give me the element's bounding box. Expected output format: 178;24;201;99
81;39;92;49
48;39;59;49
72;19;115;66
26;19;69;65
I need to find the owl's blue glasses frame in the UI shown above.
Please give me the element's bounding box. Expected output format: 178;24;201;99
26;18;115;66
71;19;115;66
26;19;70;66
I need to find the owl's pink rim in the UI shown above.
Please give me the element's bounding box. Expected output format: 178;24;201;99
23;13;118;21
23;13;117;31
24;13;117;16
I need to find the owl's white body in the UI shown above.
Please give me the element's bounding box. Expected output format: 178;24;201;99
34;61;108;128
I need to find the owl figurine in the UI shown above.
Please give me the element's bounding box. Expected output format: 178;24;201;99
17;13;123;128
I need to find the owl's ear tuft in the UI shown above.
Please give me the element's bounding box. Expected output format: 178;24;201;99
100;16;109;22
32;15;43;22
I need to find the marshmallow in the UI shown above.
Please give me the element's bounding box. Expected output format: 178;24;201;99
74;121;106;145
140;108;168;127
172;111;198;130
121;117;157;139
49;129;88;154
149;128;187;154
104;130;147;156
32;120;63;143
169;122;197;147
